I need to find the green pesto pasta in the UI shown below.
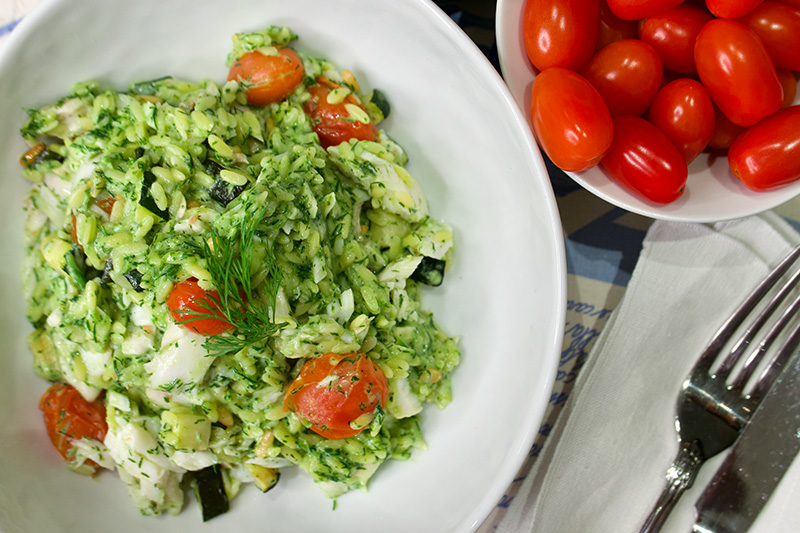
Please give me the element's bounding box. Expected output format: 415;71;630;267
19;25;459;518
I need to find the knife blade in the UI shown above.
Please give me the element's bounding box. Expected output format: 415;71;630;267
692;348;800;533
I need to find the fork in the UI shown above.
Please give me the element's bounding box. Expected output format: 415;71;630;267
638;242;800;533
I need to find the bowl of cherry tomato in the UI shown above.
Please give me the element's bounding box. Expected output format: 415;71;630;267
497;0;800;222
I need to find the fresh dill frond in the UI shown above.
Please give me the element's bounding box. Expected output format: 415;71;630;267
178;209;285;355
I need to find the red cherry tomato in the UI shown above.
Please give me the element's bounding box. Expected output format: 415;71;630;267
167;278;233;336
601;115;688;203
659;69;684;88
638;4;714;75
777;69;798;108
227;47;304;106
775;0;800;8
738;1;800;71
581;39;664;117
530;68;614;172
708;103;747;149
728;105;800;191
522;0;600;72
596;0;640;51
706;0;764;17
283;352;389;440
648;79;716;164
694;19;784;127
606;0;685;20
302;77;377;149
39;383;108;463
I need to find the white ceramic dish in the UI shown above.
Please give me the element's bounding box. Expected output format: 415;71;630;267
496;0;800;222
0;1;566;532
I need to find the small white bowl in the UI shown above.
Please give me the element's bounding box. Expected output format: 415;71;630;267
496;0;800;222
0;1;566;532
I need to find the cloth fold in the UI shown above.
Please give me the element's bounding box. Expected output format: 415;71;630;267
498;212;800;533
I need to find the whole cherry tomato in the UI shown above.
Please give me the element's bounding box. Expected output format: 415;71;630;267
694;19;784;126
530;68;614;172
648;79;716;163
775;0;800;8
303;77;378;149
601;115;688;203
708;103;747;150
777;69;798;107
227;47;304;106
284;352;389;440
522;0;600;71
167;278;233;336
728;106;800;191
607;0;685;20
40;383;108;463
596;0;640;51
638;4;714;75
706;0;764;17
581;39;664;116
738;1;800;71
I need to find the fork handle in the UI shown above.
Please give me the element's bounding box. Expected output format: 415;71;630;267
638;440;704;533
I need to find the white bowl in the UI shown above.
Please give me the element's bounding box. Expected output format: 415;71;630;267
0;1;566;532
496;0;800;222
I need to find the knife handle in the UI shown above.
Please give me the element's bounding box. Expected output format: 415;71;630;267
639;440;704;533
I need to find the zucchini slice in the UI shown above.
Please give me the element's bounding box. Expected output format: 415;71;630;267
193;465;229;522
410;256;446;287
139;170;169;220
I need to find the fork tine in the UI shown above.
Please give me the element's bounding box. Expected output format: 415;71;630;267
729;290;800;392
695;243;800;377
751;322;800;400
716;265;800;380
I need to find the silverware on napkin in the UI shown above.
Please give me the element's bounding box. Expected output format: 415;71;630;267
692;347;800;533
639;243;800;532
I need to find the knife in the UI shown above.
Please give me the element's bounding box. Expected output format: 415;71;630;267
692;347;800;533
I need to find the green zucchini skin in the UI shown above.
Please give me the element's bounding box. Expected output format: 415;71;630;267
193;465;229;522
411;256;445;286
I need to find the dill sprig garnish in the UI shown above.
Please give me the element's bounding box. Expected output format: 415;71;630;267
179;210;285;355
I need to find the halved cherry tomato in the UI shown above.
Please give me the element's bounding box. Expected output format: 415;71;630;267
39;382;108;463
694;19;784;127
638;4;714;75
647;78;716;163
167;278;233;336
601;115;688;203
283;352;389;440
708;103;747;150
581;39;664;117
302;77;377;149
728;105;800;191
522;0;600;71
530;68;614;172
596;0;640;51
706;0;764;17
607;0;685;20
738;1;800;71
227;47;304;106
777;69;798;108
